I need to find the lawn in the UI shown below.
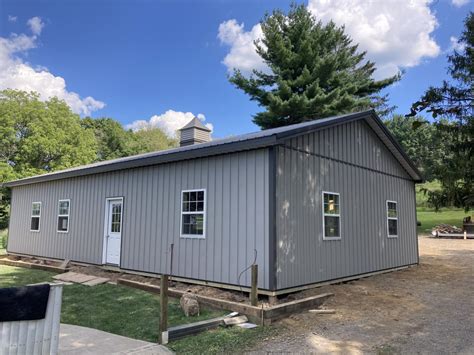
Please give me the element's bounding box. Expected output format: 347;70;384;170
0;264;277;354
416;209;471;235
0;265;223;339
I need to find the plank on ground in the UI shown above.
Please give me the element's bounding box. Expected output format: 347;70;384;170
83;277;109;286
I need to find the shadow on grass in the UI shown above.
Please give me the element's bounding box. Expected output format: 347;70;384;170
0;265;225;343
168;324;282;355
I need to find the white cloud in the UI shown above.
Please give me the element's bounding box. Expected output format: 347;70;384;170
448;36;466;52
307;0;440;78
451;0;470;7
0;17;105;115
27;16;45;36
219;0;440;79
126;110;213;138
218;20;267;74
8;15;17;22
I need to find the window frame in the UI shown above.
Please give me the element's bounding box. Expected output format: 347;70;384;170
30;201;41;232
386;200;398;238
57;199;71;233
180;188;206;239
322;191;341;241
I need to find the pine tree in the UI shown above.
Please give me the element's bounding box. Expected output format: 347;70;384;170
229;4;399;129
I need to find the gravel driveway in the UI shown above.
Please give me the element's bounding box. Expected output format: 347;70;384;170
252;236;474;354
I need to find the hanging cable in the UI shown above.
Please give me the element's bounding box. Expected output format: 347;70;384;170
237;249;257;295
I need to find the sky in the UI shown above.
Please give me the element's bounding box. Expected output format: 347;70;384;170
0;0;471;139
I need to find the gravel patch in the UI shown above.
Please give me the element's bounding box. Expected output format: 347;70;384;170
251;236;474;354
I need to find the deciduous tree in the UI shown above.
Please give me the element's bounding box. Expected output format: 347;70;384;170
81;117;138;161
0;89;98;227
384;115;448;182
408;12;473;211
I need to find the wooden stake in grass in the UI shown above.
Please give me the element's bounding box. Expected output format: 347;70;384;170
250;264;258;306
159;274;169;345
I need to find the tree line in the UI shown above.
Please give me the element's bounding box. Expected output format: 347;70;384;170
0;90;177;228
1;5;471;229
230;4;472;211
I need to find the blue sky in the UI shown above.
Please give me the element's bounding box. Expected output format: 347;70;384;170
0;0;471;138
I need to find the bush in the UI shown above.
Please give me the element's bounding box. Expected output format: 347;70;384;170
0;230;7;249
416;181;442;208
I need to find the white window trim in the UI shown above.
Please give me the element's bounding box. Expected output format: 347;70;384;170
386;200;398;238
57;199;70;233
180;188;206;239
30;201;41;233
322;191;341;241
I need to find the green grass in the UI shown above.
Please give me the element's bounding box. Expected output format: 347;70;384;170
0;265;225;342
0;265;277;353
417;209;471;234
169;324;281;354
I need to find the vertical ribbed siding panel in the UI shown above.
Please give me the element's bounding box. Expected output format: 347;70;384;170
214;157;223;282
276;119;418;289
0;284;62;355
206;158;215;281
296;120;410;179
199;161;208;280
8;149;270;289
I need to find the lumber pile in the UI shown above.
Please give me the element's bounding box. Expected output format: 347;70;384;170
432;224;463;235
168;312;257;340
431;224;474;239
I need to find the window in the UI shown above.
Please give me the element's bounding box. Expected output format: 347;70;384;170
57;199;70;233
30;202;41;232
111;203;122;233
322;192;340;240
181;189;206;238
387;200;398;238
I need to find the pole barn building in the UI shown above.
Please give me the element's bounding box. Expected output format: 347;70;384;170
4;110;422;295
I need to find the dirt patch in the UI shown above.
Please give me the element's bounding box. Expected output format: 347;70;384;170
118;273;250;303
5;254;63;267
250;236;474;354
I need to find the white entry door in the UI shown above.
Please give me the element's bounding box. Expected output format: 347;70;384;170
105;198;123;265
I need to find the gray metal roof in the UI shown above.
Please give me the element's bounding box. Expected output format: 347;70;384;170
179;117;212;132
3;110;422;187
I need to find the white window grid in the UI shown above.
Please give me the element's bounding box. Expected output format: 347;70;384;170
30;201;41;232
322;191;341;240
386;200;398;238
180;189;206;239
57;199;70;233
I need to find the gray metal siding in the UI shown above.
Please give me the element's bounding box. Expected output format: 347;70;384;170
8;149;270;289
275;120;418;289
283;120;411;179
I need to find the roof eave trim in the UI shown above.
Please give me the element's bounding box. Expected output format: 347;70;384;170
3;135;277;187
368;112;423;182
274;110;373;141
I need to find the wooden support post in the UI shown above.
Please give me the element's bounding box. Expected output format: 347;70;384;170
464;231;467;240
250;264;258;306
159;274;169;344
268;295;278;305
